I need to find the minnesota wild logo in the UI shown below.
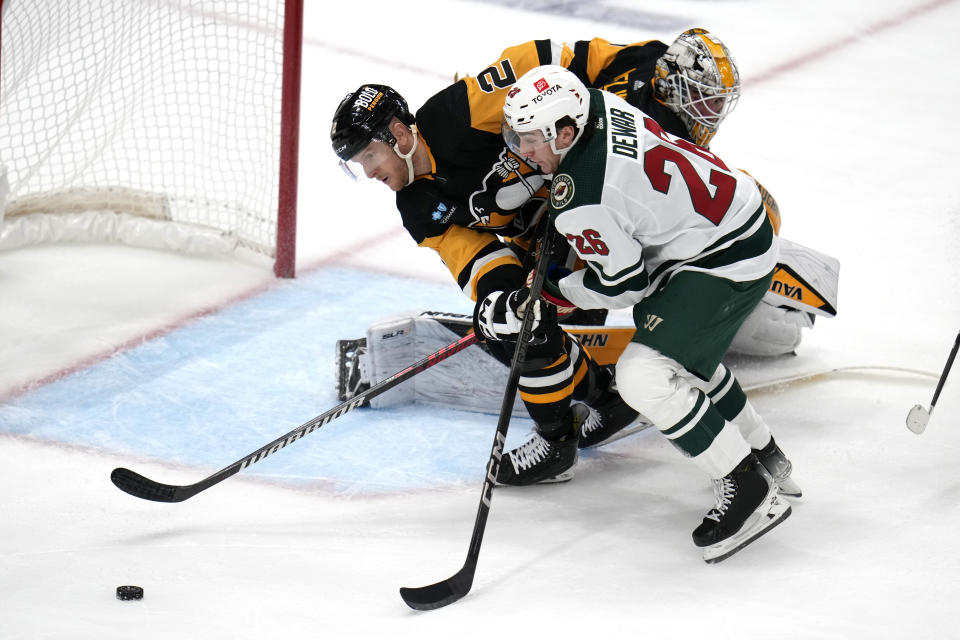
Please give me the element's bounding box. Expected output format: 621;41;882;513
551;174;575;209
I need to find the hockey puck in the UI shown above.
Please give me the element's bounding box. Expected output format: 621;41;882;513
116;585;144;601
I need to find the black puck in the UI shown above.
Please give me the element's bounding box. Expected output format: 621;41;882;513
116;585;144;601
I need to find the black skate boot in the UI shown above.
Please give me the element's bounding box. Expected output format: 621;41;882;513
692;454;792;563
497;407;585;486
753;436;801;498
578;365;643;448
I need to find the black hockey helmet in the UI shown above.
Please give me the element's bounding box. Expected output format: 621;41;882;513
331;84;415;161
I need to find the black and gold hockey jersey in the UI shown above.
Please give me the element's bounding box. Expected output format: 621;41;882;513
396;37;689;303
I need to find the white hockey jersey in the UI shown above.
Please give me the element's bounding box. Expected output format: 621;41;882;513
552;90;779;310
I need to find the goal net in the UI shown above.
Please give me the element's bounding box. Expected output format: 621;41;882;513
0;0;302;276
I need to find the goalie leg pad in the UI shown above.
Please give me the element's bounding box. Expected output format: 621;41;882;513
763;237;840;317
728;303;813;357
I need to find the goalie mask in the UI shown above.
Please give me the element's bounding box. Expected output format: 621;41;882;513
654;28;740;148
331;84;418;183
502;65;590;163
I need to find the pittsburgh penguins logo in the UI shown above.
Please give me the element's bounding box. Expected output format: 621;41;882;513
550;174;575;209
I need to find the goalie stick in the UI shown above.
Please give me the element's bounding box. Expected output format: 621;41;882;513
399;220;555;611
110;332;479;503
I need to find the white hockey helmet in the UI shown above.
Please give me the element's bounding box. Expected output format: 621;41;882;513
502;65;590;158
654;28;740;148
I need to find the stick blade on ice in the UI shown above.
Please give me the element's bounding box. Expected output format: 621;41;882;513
399;565;474;611
906;404;930;434
111;467;186;503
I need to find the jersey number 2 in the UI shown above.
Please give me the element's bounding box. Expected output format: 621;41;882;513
476;60;517;93
642;118;736;225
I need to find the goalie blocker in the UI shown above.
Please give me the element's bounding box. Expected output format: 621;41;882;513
336;238;839;413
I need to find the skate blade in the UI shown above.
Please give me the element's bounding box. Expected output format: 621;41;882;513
702;498;792;564
495;468;575;487
580;418;654;449
538;469;575;484
776;476;802;499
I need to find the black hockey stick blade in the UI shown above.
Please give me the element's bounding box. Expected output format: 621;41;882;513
111;467;211;503
110;333;478;502
400;561;476;611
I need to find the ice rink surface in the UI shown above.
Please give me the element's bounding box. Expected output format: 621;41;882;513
2;0;960;637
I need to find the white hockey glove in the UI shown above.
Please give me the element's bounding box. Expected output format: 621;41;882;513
474;289;551;342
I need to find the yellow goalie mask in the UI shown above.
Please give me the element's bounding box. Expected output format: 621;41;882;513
654;28;741;148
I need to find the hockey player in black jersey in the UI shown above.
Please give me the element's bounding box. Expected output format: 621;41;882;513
331;79;643;486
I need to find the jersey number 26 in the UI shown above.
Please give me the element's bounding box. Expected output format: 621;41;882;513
642;117;736;225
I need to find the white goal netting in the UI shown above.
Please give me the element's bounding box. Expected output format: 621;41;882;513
0;0;299;271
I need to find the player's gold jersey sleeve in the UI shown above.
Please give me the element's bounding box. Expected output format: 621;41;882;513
419;225;523;301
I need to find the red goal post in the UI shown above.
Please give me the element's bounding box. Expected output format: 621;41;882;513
0;0;302;277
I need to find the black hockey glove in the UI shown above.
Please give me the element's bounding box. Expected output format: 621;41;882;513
474;288;556;343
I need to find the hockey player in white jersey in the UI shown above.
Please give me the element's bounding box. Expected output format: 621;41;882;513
500;65;796;562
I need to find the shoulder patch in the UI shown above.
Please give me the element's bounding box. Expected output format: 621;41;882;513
550;174;576;209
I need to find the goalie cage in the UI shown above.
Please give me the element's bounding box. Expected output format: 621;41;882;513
0;0;304;277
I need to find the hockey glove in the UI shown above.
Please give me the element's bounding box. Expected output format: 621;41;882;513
474;288;555;343
526;265;576;318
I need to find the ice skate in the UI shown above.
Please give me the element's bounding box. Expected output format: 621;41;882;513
578;365;643;448
578;399;650;448
497;407;584;486
753;436;801;498
693;454;792;563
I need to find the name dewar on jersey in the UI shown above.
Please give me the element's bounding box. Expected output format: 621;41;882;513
609;107;639;159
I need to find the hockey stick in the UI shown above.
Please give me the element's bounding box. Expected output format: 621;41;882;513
110;332;479;503
741;364;938;392
399;221;555;611
564;365;945;448
907;330;960;434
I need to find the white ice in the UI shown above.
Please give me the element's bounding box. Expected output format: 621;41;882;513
2;0;960;637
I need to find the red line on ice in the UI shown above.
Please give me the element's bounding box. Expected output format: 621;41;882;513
746;0;956;86
0;229;400;403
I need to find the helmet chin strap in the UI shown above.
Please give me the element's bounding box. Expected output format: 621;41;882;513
393;124;420;187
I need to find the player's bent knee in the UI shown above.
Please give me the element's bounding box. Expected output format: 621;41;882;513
615;343;681;414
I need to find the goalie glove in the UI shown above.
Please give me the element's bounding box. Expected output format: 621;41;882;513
474;288;555;343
